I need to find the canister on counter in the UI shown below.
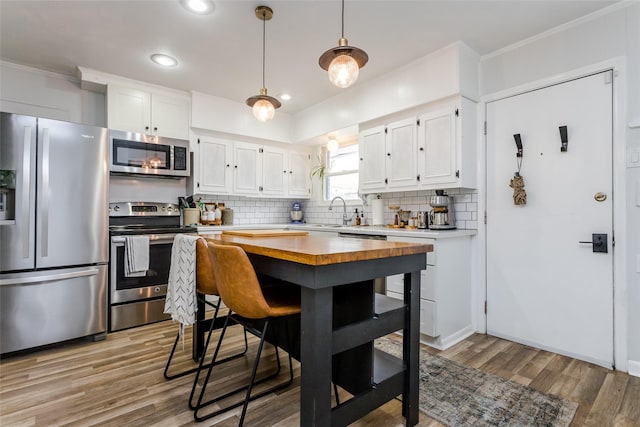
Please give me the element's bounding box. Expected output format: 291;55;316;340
221;207;233;225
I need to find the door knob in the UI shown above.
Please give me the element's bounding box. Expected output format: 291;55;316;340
579;233;608;253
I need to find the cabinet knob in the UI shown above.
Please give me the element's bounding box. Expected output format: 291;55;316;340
226;164;230;168
154;127;158;131
145;126;149;131
283;170;287;174
234;165;238;169
419;147;424;151
384;178;388;184
387;153;391;157
289;171;293;174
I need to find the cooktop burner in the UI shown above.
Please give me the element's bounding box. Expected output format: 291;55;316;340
108;202;196;235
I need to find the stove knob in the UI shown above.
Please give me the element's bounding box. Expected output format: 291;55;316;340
114;205;120;212
161;206;166;211
167;206;173;212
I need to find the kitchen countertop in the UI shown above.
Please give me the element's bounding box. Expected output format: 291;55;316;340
196;223;476;239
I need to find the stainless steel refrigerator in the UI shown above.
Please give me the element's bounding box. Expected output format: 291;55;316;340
0;113;109;354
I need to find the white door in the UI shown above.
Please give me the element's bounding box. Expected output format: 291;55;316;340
418;108;457;187
386;118;417;188
233;141;261;195
198;137;232;194
288;151;311;197
262;146;287;196
486;71;613;368
359;126;386;192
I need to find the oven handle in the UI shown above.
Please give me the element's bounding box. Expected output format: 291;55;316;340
111;234;182;244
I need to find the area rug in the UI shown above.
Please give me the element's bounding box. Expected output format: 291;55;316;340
375;337;579;427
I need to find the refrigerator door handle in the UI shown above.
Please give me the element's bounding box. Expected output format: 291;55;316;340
0;268;100;286
21;126;32;259
41;127;50;258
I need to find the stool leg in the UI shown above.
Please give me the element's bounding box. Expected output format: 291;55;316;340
239;320;270;426
164;297;221;380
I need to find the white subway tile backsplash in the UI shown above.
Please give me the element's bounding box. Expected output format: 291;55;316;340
193;188;478;229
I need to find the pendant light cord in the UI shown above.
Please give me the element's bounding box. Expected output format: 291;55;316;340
341;0;345;38
262;8;266;88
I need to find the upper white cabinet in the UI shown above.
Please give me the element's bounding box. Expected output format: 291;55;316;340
193;136;233;194
359;126;387;192
107;84;190;140
359;97;477;194
233;141;262;195
261;146;288;196
190;140;309;198
359;118;418;193
417;97;476;189
287;151;311;197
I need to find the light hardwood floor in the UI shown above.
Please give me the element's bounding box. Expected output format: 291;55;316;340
1;319;639;426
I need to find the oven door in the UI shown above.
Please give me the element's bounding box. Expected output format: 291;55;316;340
110;233;176;304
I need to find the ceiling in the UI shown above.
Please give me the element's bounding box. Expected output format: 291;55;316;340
0;1;619;115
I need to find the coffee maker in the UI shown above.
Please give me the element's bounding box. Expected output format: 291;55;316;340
429;190;456;230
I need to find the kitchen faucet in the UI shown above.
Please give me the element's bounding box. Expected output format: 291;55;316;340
328;196;354;225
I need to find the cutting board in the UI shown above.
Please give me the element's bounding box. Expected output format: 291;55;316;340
222;229;309;237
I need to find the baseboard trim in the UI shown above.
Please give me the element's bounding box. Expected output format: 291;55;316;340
628;360;640;377
420;325;475;351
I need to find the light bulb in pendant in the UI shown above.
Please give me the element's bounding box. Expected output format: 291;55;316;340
252;98;276;122
328;54;359;88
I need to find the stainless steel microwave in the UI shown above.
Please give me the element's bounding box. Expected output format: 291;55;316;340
109;130;190;178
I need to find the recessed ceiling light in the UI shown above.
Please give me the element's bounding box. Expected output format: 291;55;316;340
180;0;214;15
150;54;178;67
279;93;292;101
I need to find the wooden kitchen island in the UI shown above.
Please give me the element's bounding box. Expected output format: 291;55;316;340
199;232;432;427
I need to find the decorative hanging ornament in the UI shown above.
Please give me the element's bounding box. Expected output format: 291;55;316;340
510;173;527;205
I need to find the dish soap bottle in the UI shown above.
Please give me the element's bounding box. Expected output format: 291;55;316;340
355;208;361;226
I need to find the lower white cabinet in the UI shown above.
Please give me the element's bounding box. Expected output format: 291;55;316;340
386;235;472;350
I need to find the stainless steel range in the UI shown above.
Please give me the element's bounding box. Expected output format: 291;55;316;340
108;202;196;331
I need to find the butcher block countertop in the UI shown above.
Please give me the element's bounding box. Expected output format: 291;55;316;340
203;232;433;266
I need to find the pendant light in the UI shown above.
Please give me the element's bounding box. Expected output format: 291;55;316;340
246;6;281;122
318;0;368;89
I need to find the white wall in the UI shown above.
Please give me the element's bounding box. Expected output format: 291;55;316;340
293;41;480;143
479;2;640;371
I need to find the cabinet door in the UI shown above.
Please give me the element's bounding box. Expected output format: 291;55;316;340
197;137;232;194
151;94;190;140
107;85;150;134
288;151;311;197
418;108;457;187
359;126;387;192
386;118;418;188
261;146;287;196
233;141;261;195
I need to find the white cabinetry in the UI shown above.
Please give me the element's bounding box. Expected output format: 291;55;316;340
193;137;233;194
359;97;477;194
288;151;312;197
417;97;476;189
107;84;190;140
386;235;472;350
233;141;262;195
359;118;418;193
262;146;287;196
228;142;311;198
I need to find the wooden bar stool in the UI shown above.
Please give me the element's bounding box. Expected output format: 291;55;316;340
164;238;248;383
193;240;301;425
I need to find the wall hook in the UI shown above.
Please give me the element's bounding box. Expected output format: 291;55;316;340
559;126;568;152
513;134;523;157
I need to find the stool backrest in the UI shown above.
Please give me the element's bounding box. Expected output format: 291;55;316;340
207;241;273;319
196;239;218;295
